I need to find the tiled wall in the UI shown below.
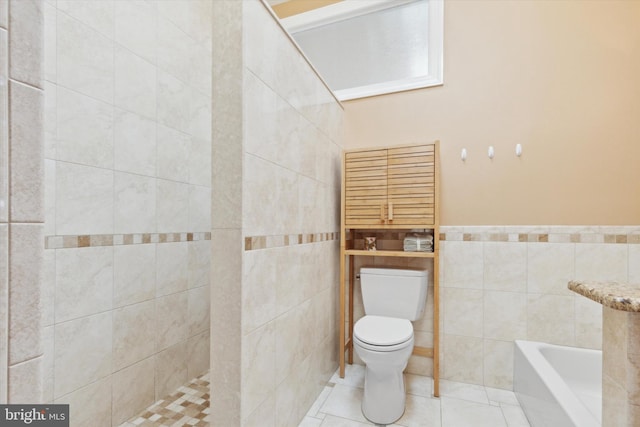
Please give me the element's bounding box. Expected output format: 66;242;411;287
41;1;212;425
350;226;639;391
241;2;343;422
0;0;45;404
211;1;344;426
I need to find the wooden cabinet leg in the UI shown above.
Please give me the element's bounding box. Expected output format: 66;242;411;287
339;245;346;378
348;255;354;365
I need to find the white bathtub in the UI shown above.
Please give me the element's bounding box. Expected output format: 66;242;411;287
514;340;602;427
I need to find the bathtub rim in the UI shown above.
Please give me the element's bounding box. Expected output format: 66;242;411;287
514;339;601;427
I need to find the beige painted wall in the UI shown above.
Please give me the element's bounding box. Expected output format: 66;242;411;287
344;0;640;225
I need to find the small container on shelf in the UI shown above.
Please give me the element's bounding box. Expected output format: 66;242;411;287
364;237;377;251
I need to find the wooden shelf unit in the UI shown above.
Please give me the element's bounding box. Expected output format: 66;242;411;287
339;141;441;397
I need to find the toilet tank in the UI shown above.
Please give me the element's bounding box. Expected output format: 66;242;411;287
360;267;428;321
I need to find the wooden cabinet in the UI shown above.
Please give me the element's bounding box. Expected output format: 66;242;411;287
345;144;435;228
340;141;441;397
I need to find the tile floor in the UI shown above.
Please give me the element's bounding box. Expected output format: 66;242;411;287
299;364;532;427
118;373;210;427
119;365;531;427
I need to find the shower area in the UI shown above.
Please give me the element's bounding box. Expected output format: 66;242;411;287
1;0;344;425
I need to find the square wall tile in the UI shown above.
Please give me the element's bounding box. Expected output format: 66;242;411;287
527;294;575;346
112;299;155;372
114;45;156;119
0;224;7;402
55;246;113;323
527;242;575;295
114;171;156;234
483;242;526;292
441;241;483;289
157;123;190;182
9;223;43;365
156;242;188;297
628;245;640;284
9;0;43;88
483;339;514;389
242;321;276;420
157;69;210;140
188;184;211;231
188;135;211;187
56;162;113;235
113;109;156;177
114;0;156;65
187;285;209;337
57;11;114;103
188;239;210;289
483;291;526;341
44;159;55;235
155;342;187;400
57;0;114;39
0;0;7;29
155;291;187;352
0;29;7;224
9;81;44;222
156;179;188;233
187;330;209;379
42;325;54;403
113;243;155;308
43;80;55;159
56;86;113;169
43;3;55;83
243;394;275;427
443;288;483;338
242;248;277;334
8;356;43;404
112;357;155;426
443;334;483;384
54;311;112;398
575;243;628;283
54;376;111;427
156;15;193;86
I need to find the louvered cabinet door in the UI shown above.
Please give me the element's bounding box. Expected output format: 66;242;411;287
387;144;435;226
344;149;388;227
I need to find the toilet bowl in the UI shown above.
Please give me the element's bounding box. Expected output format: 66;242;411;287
353;314;415;425
353;267;428;424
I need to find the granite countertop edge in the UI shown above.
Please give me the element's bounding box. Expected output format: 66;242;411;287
568;280;640;312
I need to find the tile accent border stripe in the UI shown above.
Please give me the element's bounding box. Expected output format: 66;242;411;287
440;226;640;244
45;232;212;249
245;231;340;251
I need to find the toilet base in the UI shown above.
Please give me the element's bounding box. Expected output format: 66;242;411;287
361;364;407;425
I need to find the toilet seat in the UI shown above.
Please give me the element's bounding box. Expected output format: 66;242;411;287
354;315;413;352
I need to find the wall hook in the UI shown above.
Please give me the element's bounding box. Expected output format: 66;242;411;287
488;146;494;159
516;144;523;157
461;148;467;161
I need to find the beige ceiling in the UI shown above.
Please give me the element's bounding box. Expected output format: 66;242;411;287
267;0;344;19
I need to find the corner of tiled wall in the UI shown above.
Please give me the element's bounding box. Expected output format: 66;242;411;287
239;2;344;426
1;0;46;404
38;0;213;423
210;0;244;425
0;0;9;403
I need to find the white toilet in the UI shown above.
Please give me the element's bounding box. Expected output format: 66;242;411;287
353;267;429;425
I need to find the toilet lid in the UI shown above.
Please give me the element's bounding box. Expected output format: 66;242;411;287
353;315;413;346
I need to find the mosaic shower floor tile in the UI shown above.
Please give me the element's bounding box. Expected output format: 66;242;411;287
118;373;210;427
